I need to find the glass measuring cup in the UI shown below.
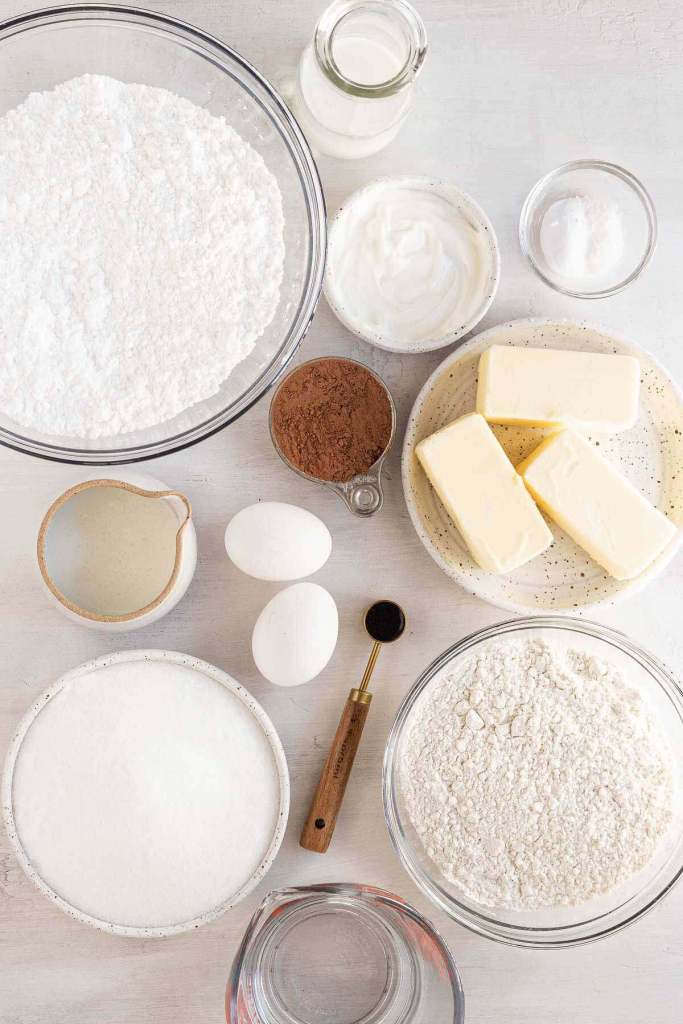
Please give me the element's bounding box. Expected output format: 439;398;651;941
269;357;396;517
226;883;465;1024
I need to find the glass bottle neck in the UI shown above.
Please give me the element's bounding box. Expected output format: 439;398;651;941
314;0;427;98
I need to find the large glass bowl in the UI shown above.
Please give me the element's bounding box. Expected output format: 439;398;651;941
383;617;683;948
0;5;326;463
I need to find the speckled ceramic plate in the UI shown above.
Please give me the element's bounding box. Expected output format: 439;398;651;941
403;318;683;613
2;649;290;938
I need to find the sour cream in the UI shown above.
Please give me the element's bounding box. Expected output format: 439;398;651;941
324;178;499;352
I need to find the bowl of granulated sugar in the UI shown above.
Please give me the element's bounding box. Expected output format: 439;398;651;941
384;616;683;948
3;650;289;936
0;6;325;464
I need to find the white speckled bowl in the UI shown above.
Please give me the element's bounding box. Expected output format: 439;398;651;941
324;176;500;353
403;318;683;613
2;649;290;938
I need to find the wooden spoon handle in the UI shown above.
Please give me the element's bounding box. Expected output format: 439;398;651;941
300;691;372;854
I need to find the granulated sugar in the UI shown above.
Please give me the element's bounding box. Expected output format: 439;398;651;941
0;75;284;438
401;639;673;909
10;659;282;929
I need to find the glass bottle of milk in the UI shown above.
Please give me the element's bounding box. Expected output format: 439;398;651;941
291;0;427;159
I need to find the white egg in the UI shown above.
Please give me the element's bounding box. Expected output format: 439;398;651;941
225;502;332;582
252;582;338;687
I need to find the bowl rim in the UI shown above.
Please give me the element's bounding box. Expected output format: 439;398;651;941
383;615;683;948
518;158;657;299
2;648;291;937
323;174;500;353
0;3;326;465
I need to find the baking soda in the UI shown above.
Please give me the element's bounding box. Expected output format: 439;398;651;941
540;195;623;279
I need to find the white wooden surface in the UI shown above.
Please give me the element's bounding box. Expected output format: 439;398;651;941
2;1;683;1021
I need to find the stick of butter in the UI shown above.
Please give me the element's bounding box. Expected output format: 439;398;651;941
416;413;553;574
519;429;677;580
476;345;640;432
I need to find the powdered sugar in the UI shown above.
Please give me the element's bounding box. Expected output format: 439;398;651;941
0;75;284;438
401;638;673;909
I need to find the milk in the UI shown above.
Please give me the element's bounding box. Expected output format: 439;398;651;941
37;473;197;630
290;1;426;159
45;484;179;616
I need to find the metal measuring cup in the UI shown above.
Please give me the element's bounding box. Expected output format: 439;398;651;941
269;356;396;517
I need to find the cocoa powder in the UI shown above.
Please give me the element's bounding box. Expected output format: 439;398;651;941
270;357;394;482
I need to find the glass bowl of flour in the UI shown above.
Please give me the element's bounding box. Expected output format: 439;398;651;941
0;6;325;463
384;617;683;947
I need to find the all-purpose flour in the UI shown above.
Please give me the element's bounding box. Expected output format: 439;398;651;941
0;75;285;438
401;639;673;909
10;660;282;929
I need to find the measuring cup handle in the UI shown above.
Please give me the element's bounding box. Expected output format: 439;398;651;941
334;475;384;517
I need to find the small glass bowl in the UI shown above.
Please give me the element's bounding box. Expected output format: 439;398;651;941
383;616;683;948
519;160;657;298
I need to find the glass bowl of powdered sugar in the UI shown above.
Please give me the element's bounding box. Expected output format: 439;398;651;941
0;6;325;463
384;616;683;947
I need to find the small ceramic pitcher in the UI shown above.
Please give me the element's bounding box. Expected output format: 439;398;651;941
37;471;197;632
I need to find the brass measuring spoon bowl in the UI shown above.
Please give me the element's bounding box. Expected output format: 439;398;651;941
353;599;407;701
